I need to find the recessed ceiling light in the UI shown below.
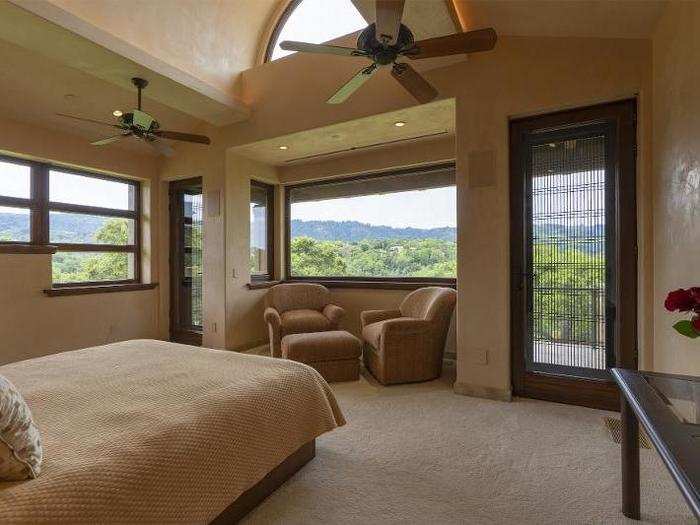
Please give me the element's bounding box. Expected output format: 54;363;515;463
112;110;123;117
278;145;288;150
394;121;406;127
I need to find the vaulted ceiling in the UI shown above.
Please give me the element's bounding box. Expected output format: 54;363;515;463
0;0;670;159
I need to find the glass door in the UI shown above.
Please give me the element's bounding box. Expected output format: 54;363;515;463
510;100;637;410
169;177;203;345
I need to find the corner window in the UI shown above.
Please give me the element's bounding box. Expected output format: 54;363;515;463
0;155;141;287
265;0;366;62
250;180;275;280
285;164;456;283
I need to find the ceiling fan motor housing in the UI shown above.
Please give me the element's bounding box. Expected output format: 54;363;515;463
357;23;414;66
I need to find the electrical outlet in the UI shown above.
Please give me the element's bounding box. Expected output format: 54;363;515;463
472;348;489;365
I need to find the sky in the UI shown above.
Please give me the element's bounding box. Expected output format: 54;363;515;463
270;0;366;60
292;186;457;229
0;160;131;213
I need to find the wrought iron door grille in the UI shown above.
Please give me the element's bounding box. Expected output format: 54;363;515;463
528;135;608;373
184;192;203;329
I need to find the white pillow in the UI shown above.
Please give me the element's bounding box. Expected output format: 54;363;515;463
0;375;42;480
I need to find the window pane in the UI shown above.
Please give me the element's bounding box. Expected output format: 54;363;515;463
0;206;30;242
52;252;134;283
269;0;366;61
50;170;134;210
250;185;270;276
49;213;134;245
289;182;456;279
0;160;31;199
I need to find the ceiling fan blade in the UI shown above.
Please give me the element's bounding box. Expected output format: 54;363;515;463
91;133;131;146
391;63;438;104
279;41;367;57
327;64;378;105
375;0;405;45
404;28;497;60
146;138;174;157
153;130;211;145
56;113;121;129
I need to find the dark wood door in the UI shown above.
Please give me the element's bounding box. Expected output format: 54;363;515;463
169;177;203;346
510;100;637;411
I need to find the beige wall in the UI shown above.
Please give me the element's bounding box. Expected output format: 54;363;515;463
0;116;162;365
25;0;277;97
444;36;653;397
225;153;279;350
651;2;700;375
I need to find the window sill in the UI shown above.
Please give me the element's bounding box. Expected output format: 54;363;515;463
247;280;281;290
0;244;57;254
44;282;158;297
284;279;456;291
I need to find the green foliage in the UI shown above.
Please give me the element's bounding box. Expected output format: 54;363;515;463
290;236;456;278
52;218;130;283
673;320;699;339
532;244;605;344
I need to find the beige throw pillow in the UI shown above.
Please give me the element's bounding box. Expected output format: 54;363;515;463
0;375;42;480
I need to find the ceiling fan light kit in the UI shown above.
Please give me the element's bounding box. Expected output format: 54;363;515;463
279;0;496;105
56;77;211;156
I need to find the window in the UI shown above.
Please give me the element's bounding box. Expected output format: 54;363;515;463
0;155;141;287
265;0;366;62
285;164;456;283
0;159;32;243
250;180;275;280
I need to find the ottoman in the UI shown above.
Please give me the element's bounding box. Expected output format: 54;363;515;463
281;330;362;383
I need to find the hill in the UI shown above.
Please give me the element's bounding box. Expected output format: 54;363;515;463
291;220;456;242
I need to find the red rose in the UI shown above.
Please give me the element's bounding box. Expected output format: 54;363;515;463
665;288;696;312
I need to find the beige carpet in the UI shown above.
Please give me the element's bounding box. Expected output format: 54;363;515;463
242;364;694;524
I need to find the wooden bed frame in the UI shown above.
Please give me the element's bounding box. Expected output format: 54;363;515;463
210;440;316;524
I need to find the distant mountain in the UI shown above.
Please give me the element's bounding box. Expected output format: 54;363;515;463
0;211;109;243
291;220;456;242
291;219;605;252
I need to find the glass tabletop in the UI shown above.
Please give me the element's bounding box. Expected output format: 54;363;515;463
643;372;700;425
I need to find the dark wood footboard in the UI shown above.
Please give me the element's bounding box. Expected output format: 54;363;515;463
210;439;316;524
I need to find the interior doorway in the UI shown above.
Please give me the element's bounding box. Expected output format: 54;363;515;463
510;100;637;410
169;177;203;346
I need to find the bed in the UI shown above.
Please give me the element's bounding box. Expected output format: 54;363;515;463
0;339;345;524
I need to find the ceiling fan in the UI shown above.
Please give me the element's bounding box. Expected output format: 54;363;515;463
279;0;496;104
57;77;211;156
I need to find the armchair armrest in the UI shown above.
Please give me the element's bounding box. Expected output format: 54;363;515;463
264;307;281;329
322;303;345;327
382;318;432;338
360;309;402;328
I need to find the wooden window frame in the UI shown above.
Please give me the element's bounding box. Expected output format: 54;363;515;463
263;0;303;63
284;163;457;288
250;179;275;282
0;154;142;288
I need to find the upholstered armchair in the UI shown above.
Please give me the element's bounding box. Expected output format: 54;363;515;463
264;283;345;358
361;287;456;385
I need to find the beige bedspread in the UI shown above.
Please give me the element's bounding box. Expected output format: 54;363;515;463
0;340;345;524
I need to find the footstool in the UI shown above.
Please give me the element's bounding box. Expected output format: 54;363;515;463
281;330;362;383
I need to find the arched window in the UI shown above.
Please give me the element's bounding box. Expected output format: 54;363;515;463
265;0;366;62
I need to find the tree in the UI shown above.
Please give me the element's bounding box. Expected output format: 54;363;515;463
52;218;130;282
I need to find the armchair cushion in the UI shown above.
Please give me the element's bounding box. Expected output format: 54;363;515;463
280;309;332;334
